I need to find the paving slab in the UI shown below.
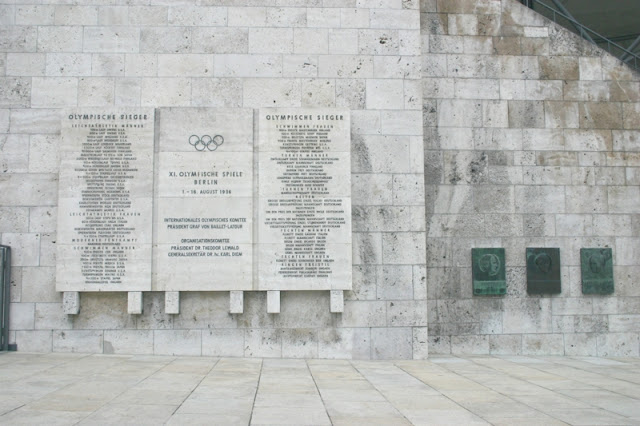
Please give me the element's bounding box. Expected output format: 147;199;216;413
0;352;639;425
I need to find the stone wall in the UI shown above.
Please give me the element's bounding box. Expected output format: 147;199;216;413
423;0;640;356
1;0;428;357
2;0;639;358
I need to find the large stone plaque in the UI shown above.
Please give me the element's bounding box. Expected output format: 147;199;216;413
581;248;614;294
56;109;155;291
257;109;352;291
526;247;561;294
472;248;506;296
153;108;254;291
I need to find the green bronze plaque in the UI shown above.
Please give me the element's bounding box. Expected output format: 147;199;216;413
472;248;506;296
581;248;614;294
526;248;561;294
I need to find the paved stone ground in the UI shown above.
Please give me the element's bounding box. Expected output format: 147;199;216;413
1;353;639;425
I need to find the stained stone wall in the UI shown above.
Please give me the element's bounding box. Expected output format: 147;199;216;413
1;0;427;358
423;0;640;356
2;0;639;358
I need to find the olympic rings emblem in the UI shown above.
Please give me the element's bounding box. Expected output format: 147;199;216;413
189;134;224;151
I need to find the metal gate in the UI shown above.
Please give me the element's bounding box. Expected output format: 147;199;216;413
0;246;10;351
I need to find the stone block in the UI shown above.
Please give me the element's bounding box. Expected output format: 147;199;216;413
21;267;57;303
352;174;392;206
245;329;282;358
266;6;307;27
514;185;565;213
318;55;373;78
140;78;190;106
9;302;34;330
6;53;45;76
1;26;37;52
191;78;243;107
230;291;243;314
98;6;128;26
564;333;597;356
84;27;138;53
596;333;640;357
451;335;490;355
489;334;522;355
564;81;610;102
359;29;400;55
365;79;404;109
128;292;143;315
281;329;318;358
330;290;344;313
339;301;386;327
128;6;167;26
579;102;622;129
78;77;115;107
194;31;250;58
438;99;482;127
53;330;103;353
157;54;213;77
352;135;411;173
301;78;334;106
387;301;428;327
579;57;602;80
165;291;180;315
352;232;382;265
522;333;564;355
202;329;245;357
154;330;201;356
382;232;426;264
555;214;592;236
15;330;52;352
502;298;552;334
243;78;300;107
62;291;79;315
249;28;293;54
103;330;153;354
454;78;499;100
140;27;189;53
318;327;370;359
539;56;579;80
115;78;141;106
525;80;562;101
267;291;280;314
307;8;340;28
608;186;640;213
508;100;544;128
31;77;77;108
228;7;267;27
168;5;226;26
55;5;98;25
376;265;413;300
1;233;40;266
371;327;412;359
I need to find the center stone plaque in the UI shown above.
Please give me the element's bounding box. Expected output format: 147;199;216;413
153;108;254;291
258;109;352;291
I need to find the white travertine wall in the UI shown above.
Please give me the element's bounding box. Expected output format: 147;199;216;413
2;0;639;358
1;0;427;357
423;0;640;356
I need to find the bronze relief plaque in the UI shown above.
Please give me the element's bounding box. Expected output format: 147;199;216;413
526;248;561;294
472;248;506;296
581;248;614;294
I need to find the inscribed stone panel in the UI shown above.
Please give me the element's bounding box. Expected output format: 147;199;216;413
56;109;155;291
257;108;352;291
153;108;254;291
